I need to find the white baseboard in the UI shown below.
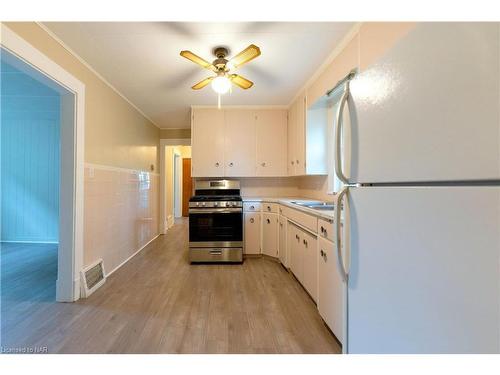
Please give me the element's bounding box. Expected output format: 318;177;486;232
1;240;58;244
106;234;160;277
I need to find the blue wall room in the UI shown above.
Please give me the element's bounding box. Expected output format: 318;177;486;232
1;52;61;305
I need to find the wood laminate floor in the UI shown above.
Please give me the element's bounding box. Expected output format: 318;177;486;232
1;219;341;354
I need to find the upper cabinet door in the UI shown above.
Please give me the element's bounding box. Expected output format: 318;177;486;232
287;102;297;176
349;23;500;183
224;109;256;177
256;109;287;176
191;108;225;177
295;93;307;175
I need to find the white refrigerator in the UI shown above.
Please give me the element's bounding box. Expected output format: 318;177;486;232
331;23;500;353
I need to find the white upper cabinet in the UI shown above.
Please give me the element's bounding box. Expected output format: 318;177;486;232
191;108;225;177
192;107;288;177
224;110;256;177
256;110;287;176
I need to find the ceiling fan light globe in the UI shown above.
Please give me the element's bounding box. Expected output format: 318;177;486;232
211;76;231;94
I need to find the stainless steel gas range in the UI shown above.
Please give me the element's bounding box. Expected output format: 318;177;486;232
188;180;243;263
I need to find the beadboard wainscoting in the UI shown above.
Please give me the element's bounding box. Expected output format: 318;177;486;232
84;164;159;274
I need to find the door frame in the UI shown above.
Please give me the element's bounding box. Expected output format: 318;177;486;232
1;24;85;302
159;138;190;234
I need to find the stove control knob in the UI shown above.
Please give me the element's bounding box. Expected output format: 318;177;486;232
196;202;199;207
202;202;206;206
227;202;232;207
214;202;218;207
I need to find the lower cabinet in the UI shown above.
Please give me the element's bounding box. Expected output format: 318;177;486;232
262;213;279;257
288;221;318;302
244;212;261;255
318;236;344;344
302;229;318;302
278;215;287;266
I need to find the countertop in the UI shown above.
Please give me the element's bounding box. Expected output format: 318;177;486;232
242;196;336;220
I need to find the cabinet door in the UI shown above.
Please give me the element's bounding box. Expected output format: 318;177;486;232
278;215;287;266
244;212;261;255
302;229;318;302
262;213;279;257
224;109;256;177
191;108;225;177
288;223;304;283
318;236;343;344
256;110;287;176
287;103;296;176
295;93;306;175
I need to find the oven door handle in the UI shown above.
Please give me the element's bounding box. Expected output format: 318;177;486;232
189;208;243;214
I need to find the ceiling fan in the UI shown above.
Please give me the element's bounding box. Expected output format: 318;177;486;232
180;44;261;95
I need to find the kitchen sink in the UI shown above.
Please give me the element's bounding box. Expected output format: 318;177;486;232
291;201;335;211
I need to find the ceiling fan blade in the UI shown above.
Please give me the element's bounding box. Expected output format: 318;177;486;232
180;50;216;71
191;76;214;90
229;44;261;69
230;74;254;89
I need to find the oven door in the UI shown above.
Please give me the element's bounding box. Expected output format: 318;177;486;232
189;208;243;247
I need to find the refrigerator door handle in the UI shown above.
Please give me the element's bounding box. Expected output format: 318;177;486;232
336;186;349;282
334;81;350;185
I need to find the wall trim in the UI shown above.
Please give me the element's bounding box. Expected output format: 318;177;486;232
36;22;161;129
191;105;288;110
0;240;58;244
105;234;160;277
287;22;363;107
159;138;191;146
85;162;160;176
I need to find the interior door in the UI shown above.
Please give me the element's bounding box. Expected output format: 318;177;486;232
182;158;192;217
346;186;500;353
191;109;225;177
224;109;256;177
348;23;500;183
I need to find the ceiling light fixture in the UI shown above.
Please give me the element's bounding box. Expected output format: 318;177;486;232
211;75;231;94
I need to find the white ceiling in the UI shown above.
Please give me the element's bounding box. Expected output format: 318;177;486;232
42;22;353;128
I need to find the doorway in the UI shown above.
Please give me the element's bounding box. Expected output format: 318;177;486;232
159;141;191;232
1;25;85;302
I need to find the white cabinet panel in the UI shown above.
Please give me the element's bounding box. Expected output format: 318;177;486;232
302;229;318;302
244;212;261;255
262;213;279;257
256;110;287;176
288;223;303;282
318;237;344;344
224;109;256;177
191;108;225;177
279;215;287;266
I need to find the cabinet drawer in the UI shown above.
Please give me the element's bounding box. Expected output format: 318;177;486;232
286;208;318;233
243;202;262;212
318;217;335;242
262;202;279;213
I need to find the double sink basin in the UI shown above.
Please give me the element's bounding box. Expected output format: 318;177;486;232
290;200;335;211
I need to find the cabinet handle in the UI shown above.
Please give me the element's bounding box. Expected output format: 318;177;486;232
267;206;271;211
215;162;220;167
250;205;255;210
261;162;266;167
291;161;294;165
303;239;308;247
250;218;254;223
229;162;234;167
266;218;270;224
296;159;299;164
280;223;283;227
320;249;324;257
320;226;325;233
